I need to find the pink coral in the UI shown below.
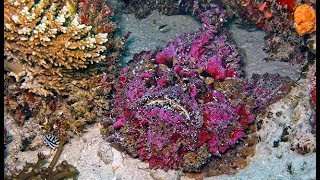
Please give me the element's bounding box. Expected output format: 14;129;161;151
160;30;241;81
105;4;293;172
110;56;253;171
155;44;176;64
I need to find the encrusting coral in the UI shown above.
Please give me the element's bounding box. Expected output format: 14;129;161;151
102;4;293;173
293;4;316;36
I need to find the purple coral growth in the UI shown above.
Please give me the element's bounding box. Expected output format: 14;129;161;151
106;4;293;172
111;56;253;171
156;29;242;81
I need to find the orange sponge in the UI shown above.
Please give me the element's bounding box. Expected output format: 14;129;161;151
294;4;316;35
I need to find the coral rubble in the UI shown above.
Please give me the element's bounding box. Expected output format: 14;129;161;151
103;4;293;173
4;138;79;180
120;0;229;20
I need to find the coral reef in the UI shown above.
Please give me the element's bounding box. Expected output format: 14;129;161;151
84;0;130;57
220;0;313;67
121;0;315;67
220;0;295;31
4;107;47;154
4;137;79;180
119;0;314;67
4;0;110;96
78;0;127;63
103;4;293;173
4;72;114;136
293;4;316;36
4;0;126;136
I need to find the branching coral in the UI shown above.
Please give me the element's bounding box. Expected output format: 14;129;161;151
4;0;126;136
4;0;109;96
103;4;293;173
77;0;128;66
4;138;79;180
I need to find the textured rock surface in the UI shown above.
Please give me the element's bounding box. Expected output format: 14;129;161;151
228;22;301;81
216;63;316;180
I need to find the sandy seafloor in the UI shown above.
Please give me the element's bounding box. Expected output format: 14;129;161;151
4;5;316;180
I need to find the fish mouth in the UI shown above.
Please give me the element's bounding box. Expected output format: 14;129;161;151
145;96;191;120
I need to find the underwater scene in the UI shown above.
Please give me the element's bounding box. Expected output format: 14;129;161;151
4;0;316;179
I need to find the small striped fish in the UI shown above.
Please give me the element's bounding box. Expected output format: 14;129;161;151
43;133;60;149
